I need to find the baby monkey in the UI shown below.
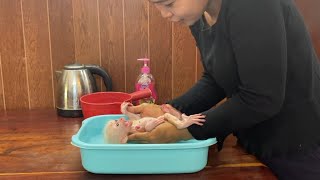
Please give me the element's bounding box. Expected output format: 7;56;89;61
103;102;205;144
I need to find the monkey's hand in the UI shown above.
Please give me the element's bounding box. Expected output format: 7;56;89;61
120;102;132;114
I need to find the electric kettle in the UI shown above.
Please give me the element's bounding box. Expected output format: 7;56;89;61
55;63;112;117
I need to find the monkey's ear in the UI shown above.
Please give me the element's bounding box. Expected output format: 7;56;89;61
120;136;128;144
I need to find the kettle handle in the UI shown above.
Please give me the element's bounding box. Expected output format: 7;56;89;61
85;65;112;91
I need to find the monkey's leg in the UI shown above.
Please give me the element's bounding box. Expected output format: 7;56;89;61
164;113;206;129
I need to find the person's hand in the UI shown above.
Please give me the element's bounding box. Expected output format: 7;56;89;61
128;122;193;143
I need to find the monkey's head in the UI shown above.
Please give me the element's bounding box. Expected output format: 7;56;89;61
103;117;133;144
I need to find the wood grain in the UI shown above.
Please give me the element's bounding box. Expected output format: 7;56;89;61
0;0;320;110
0;110;276;179
149;4;172;104
0;0;29;110
73;0;102;90
73;0;100;64
0;168;276;180
172;23;197;98
124;0;149;93
48;0;75;102
99;0;125;92
0;110;83;173
0;54;5;111
295;0;320;57
22;0;54;109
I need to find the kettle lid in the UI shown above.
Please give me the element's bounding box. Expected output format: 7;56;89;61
64;63;85;70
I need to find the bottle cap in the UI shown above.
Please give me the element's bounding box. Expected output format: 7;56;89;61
138;58;150;74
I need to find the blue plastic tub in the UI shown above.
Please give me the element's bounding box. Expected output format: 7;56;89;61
71;114;217;174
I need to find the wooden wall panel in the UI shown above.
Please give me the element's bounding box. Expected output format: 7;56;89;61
149;4;172;104
0;0;29;110
22;0;54;109
99;0;125;92
73;0;102;90
73;0;100;64
0;0;319;110
48;0;75;104
172;24;197;98
124;0;149;93
0;54;4;111
295;0;320;57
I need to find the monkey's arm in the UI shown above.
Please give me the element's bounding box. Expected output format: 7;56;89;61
121;102;141;120
131;117;163;132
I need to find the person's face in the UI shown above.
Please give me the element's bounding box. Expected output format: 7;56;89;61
150;0;209;26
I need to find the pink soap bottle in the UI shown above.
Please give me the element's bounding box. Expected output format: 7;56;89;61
135;58;157;104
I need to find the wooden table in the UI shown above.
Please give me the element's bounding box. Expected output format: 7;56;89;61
0;110;277;179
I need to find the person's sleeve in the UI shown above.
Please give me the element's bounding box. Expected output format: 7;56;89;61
188;0;287;140
166;71;226;115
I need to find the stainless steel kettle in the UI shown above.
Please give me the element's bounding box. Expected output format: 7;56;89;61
55;63;112;117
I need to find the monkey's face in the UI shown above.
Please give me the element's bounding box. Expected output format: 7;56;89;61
104;117;133;144
110;117;132;132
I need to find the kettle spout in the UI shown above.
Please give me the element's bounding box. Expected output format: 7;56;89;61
55;70;62;81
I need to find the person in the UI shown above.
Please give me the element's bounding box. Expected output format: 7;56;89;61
127;0;320;179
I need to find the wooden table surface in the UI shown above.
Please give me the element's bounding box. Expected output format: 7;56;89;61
0;110;277;180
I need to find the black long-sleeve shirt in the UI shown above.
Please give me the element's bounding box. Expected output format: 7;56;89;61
167;0;320;158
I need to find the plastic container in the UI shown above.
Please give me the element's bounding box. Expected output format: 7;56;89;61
71;114;217;174
80;89;152;119
135;58;157;104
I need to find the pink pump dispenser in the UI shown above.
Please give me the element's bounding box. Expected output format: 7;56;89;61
139;58;150;74
135;58;157;104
